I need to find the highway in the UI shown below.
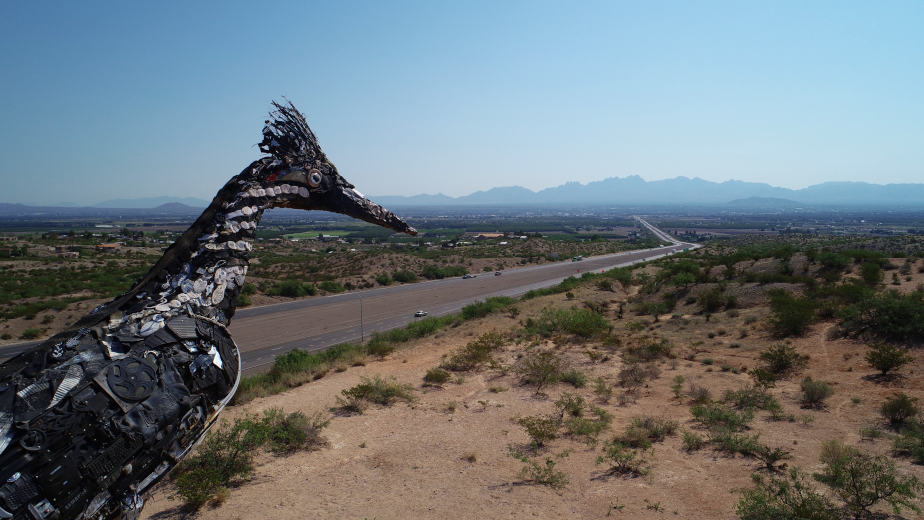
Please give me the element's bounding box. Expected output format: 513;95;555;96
1;218;695;374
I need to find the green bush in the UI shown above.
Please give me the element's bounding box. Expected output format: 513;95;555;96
516;350;566;393
441;331;505;371
524;306;610;338
19;328;41;340
860;261;883;285
723;385;780;412
375;273;393;285
173;408;329;508
893;419;924;464
737;469;841;520
682;430;705;452
619;416;678;448
800;377;834;409
269;279;316;297
757;344;808;379
624;338;673;363
517;414;561;449
560;369;587;388
563;406;612;443
337;375;414;413
318;280;346;293
461;296;515;320
709;429;762;456
618;362;660;392
423;367;451;385
768;290;815;337
691;403;753;432
815;439;923;517
509;450;569;489
420;264;467;279
865;342;913;377
235;292;253;307
838;289;924;343
880;392;919;426
596;440;650;477
391;270;418;283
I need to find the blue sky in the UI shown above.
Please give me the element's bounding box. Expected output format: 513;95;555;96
1;1;922;205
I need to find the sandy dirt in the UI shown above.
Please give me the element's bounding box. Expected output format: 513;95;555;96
140;275;924;520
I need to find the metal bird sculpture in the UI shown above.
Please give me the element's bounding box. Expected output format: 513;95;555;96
0;102;416;520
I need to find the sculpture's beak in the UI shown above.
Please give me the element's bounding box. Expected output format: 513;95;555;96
327;185;417;236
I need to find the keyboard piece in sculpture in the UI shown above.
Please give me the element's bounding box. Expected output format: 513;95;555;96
0;102;416;520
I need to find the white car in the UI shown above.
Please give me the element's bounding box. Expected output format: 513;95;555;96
414;310;428;317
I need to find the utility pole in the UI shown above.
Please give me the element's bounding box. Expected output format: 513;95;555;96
360;295;364;343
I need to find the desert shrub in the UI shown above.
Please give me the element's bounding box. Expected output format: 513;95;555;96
698;286;728;313
596;440;650;477
865;342;913;377
618;362;660;391
838;289;924;343
736;469;841;520
516;350;566;393
768;290;815;337
860;261;883;285
174;417;261;508
624;338;673;363
337;375;414;413
619;416;678;448
880;392;919;426
257;408;330;454
671;375;685;399
241;282;257;295
235;292;252;307
18;328;41;340
893;419;924;464
564;406;612;443
800;377;834;409
555;392;585;418
687;383;712;405
318;280;346;293
691;403;753;432
269;279;315;297
524;306;610;338
710;429;762;456
596;279;614;291
517;414;561;449
815;439;923;517
375;273;393;285
441;330;506;371
461;296;515;320
723;385;780;412
560;369;587;388
423;367;451;385
509;450;569;489
682;430;705;452
753;443;793;471
420;264;467;279
174;409;328;508
391;269;418;283
593;377;614;403
757;344;808;379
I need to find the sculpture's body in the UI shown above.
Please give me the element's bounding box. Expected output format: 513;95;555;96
0;103;415;520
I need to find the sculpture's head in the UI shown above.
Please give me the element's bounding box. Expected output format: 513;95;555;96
247;101;417;236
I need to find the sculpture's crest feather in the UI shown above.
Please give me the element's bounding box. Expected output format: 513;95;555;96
259;101;325;165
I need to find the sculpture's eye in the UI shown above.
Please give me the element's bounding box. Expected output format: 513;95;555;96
308;169;323;187
278;168;307;184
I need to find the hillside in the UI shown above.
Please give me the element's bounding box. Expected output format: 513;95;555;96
142;240;924;519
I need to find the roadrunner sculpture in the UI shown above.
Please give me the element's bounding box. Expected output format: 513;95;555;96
0;102;416;520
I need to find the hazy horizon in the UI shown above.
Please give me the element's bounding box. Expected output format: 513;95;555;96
2;1;923;205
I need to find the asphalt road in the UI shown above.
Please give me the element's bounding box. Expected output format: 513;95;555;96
1;218;695;374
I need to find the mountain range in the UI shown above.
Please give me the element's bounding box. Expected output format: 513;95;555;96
3;176;924;214
372;176;924;207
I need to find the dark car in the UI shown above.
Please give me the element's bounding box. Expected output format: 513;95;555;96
462;274;475;279
495;271;502;276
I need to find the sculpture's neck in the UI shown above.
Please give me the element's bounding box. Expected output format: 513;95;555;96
82;160;275;329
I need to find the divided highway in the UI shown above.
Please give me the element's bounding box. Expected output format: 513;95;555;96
1;218;696;374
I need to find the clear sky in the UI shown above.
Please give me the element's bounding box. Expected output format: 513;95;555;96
1;1;922;205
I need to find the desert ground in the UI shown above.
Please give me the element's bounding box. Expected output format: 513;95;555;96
140;256;924;519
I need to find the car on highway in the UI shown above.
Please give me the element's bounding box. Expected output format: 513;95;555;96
462;274;476;279
414;310;428;317
495;271;502;276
